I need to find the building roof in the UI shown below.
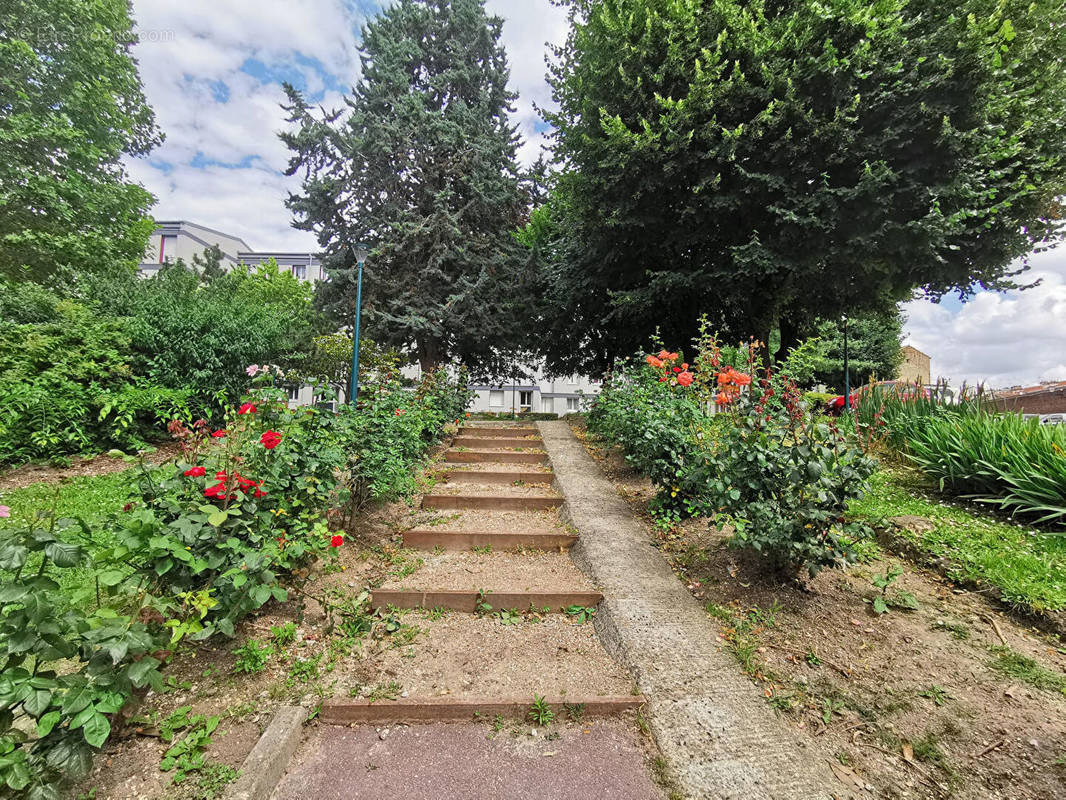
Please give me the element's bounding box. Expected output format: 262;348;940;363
901;344;930;358
994;380;1066;398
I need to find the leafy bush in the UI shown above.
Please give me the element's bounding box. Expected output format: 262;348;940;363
0;300;191;465
710;374;877;576
589;339;875;575
0;513;166;799
112;385;347;638
855;385;1066;527
106;263;317;419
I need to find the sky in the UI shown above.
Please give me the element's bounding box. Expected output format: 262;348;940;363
126;0;1066;390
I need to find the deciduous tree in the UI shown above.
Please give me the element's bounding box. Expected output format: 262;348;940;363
538;0;1066;376
0;0;161;283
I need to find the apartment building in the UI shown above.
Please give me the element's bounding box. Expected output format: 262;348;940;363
139;220;323;281
469;372;600;415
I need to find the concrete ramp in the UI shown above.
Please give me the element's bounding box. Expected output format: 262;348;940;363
538;421;837;800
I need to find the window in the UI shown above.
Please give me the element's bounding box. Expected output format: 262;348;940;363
159;235;177;263
519;390;533;411
287;385;301;403
566;397;580;411
291;264;307;280
489;390;504;407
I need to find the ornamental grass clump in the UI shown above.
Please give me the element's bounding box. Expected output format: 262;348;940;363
854;383;1066;527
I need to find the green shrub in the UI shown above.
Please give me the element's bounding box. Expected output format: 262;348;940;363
0;512;167;799
0;300;191;465
590;342;875;575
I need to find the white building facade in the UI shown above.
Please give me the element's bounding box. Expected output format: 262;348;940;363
468;372;600;415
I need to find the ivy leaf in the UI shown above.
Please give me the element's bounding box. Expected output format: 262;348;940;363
872;596;889;615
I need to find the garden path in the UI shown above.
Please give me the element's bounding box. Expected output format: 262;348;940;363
267;421;664;799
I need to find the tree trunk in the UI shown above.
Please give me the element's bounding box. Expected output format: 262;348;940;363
417;337;441;374
776;315;802;364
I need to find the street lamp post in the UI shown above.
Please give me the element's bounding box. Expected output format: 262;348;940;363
842;315;850;410
349;243;369;405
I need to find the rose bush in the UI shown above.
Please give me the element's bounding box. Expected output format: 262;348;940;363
589;333;875;576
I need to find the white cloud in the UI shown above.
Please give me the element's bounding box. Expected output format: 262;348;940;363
126;0;363;250
485;0;570;165
125;1;565;252
903;246;1066;388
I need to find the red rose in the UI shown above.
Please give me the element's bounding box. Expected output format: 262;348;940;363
394;408;406;416
204;482;228;499
212;430;227;438
184;466;206;477
238;403;257;415
254;487;267;498
330;535;343;548
673;367;682;373
260;431;282;450
676;371;694;387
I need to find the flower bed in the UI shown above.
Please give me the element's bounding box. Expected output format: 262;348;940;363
0;366;471;797
588;335;875;577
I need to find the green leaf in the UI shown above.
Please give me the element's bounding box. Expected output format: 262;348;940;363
37;710;62;737
43;541;85;568
872;596;889;615
80;711;112;748
208;511;228;526
97;570;127;587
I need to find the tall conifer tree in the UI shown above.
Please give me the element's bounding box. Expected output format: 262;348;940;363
282;0;527;375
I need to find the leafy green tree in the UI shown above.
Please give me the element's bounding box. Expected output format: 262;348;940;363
538;0;1066;376
0;0;161;283
280;0;529;375
810;310;905;391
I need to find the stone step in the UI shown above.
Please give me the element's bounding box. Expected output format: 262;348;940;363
452;436;542;448
459;427;539;437
319;694;645;724
402;529;578;551
422;494;562;511
445;450;549;464
438;469;553;485
369;588;603;613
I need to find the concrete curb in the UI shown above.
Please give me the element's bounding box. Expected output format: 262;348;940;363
224;705;306;800
538;421;837;800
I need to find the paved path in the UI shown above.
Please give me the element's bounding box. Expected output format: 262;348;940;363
272;722;662;800
539;421;838;800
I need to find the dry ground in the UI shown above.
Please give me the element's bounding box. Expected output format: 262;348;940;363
571;420;1066;800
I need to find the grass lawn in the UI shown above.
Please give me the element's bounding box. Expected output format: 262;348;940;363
0;470;135;603
849;467;1066;614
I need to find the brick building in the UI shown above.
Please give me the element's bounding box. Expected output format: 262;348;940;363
898;345;931;385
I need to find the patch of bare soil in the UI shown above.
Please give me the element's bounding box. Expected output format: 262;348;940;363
379;550;594;592
328;612;633;700
575;422;1066;800
405;507;569;533
438;462;553;473
429;482;561;497
0;443;182;491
